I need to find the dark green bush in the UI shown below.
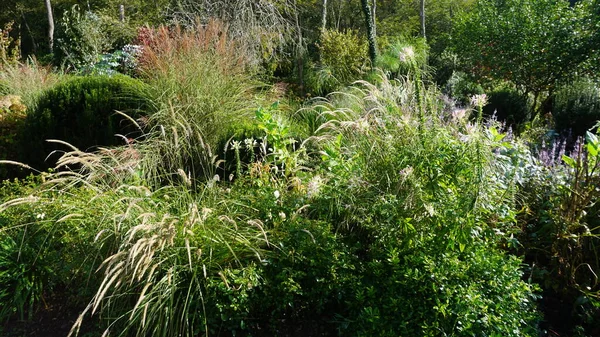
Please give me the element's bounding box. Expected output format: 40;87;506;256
483;85;531;127
552;79;600;137
341;243;539;337
20;74;149;170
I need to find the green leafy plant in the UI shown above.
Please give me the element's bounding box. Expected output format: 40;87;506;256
517;126;600;335
553;78;600;138
0;21;19;67
20;74;149;171
0;95;27;179
305;29;368;95
55;6;136;71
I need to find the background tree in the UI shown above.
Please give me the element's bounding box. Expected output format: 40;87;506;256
419;0;425;39
44;0;54;52
167;0;294;69
452;0;600;113
361;0;377;66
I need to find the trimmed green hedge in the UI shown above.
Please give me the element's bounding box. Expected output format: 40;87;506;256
20;75;150;170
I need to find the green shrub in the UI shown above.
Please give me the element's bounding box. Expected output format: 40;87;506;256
55;5;136;70
444;71;484;106
552;78;600;137
0;95;27;179
305;29;368;95
340;243;539;337
20;74;149;170
483;84;531;127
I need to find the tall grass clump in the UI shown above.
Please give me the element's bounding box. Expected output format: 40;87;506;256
377;36;429;80
0;58;66;110
135;21;262;182
1;143;270;336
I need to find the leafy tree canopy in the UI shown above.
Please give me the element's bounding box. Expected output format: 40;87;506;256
452;0;600;97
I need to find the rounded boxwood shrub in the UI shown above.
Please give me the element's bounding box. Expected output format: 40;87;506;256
20;74;150;170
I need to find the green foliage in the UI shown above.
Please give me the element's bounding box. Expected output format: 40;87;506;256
287;76;539;335
55;5;136;71
553;78;600;137
483;84;531;127
0;21;20;67
305;29;368;95
444;71;484;106
20;74;149;170
517;128;600;335
342;244;539;337
0;176;109;324
453;0;600;99
81;44;142;76
377;0;475;48
0;95;27;179
377;37;429;79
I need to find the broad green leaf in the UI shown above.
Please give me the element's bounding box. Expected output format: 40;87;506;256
562;155;577;168
586;131;599;156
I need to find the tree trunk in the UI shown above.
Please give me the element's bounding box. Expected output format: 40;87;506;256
21;11;37;54
420;0;426;40
335;0;344;29
293;0;304;94
44;0;54;52
120;4;125;22
372;0;376;38
321;0;328;32
360;0;377;67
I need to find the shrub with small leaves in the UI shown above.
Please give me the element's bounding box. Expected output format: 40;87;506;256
20;75;150;170
305;29;368;95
